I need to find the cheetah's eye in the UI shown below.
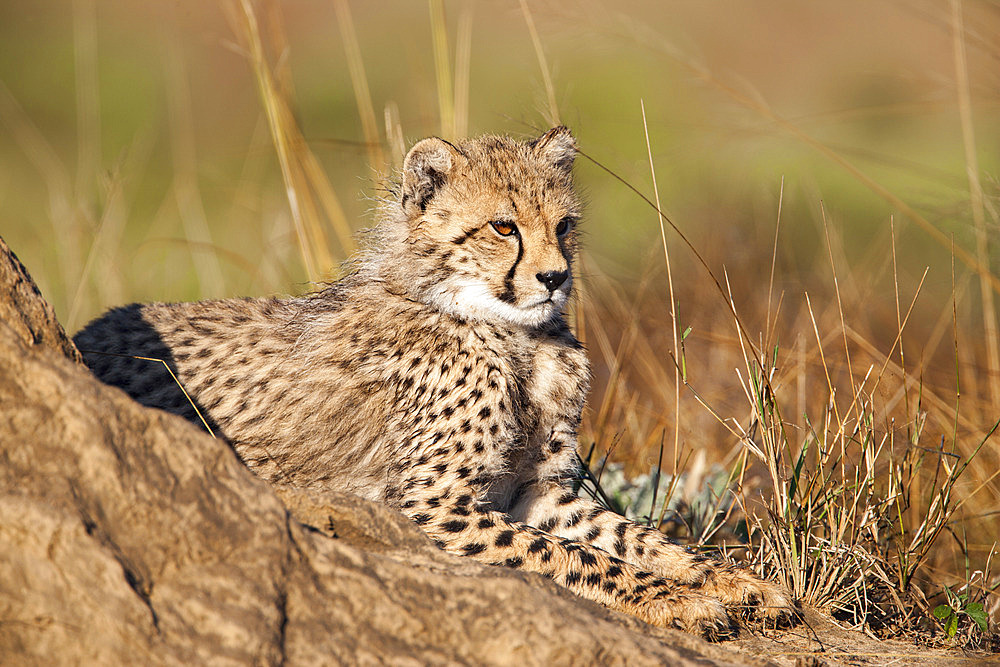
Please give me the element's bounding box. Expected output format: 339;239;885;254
490;220;518;237
555;216;576;237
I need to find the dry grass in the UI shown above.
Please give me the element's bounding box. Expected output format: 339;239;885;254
573;162;1000;644
579;232;1000;646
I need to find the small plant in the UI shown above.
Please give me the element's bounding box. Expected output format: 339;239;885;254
933;589;988;639
581;458;738;542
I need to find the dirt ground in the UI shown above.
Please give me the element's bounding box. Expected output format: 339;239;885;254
733;607;998;666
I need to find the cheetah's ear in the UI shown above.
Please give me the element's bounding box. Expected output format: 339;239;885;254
531;126;577;173
401;137;464;215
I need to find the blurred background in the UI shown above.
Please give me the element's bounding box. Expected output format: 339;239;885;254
2;0;999;594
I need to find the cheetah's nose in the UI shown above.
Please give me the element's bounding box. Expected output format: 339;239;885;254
536;270;569;292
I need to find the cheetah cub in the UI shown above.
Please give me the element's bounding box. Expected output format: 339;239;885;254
76;127;796;638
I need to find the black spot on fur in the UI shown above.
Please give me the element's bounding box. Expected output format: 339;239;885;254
528;537;548;554
614;539;627;557
463;542;486;556
441;520;468;533
495;530;515;547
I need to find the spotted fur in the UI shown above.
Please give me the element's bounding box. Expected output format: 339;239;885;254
74;127;796;637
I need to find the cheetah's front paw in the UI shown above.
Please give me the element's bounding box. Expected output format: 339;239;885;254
701;567;799;627
632;586;736;640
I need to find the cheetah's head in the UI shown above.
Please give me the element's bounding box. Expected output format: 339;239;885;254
395;126;580;329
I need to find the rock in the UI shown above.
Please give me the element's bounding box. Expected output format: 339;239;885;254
0;235;770;666
0;236;81;363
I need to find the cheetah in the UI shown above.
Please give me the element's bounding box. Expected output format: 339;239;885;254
75;127;797;638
